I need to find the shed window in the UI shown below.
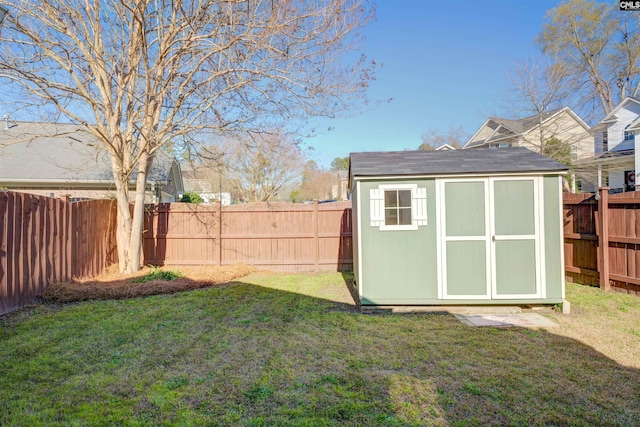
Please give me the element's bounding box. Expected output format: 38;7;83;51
369;184;427;230
385;190;412;226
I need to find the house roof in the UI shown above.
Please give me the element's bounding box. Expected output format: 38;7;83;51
492;108;563;134
595;96;640;126
628;116;640;131
596;149;634;159
0;121;177;184
464;107;589;149
350;147;568;178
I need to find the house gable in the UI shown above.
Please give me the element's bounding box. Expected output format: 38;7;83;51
464;119;519;149
599;98;640;152
465;107;592;161
519;108;593;160
463;108;568;150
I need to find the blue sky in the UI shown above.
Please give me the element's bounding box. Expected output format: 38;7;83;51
306;0;563;168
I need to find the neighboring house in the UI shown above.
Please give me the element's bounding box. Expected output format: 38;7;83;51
435;143;456;151
575;96;640;192
349;147;567;306
331;170;349;201
464;107;592;161
0;121;183;202
181;166;231;205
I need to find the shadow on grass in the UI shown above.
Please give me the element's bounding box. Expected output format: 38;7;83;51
1;273;640;426
341;270;360;306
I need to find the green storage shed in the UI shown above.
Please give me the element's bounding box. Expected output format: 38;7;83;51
349;147;568;306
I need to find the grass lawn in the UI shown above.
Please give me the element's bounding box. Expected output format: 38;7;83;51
2;272;640;426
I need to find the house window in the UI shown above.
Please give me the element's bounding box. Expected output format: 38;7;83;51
384;189;412;226
602;131;608;151
571;146;578;162
624;129;634;141
369;184;427;230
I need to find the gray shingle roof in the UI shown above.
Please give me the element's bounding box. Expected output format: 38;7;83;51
465;108;566;149
350;147;568;177
0;121;176;183
490;108;563;134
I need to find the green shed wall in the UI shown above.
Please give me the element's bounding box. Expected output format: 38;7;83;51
355;175;565;305
358;179;438;305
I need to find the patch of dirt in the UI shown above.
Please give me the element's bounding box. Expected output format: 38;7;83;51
40;264;257;303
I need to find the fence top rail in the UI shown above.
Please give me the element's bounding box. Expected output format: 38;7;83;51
563;193;596;205
145;201;353;213
606;192;640;206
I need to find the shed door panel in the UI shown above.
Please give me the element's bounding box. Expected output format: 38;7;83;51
491;178;541;299
439;177;542;300
441;180;490;299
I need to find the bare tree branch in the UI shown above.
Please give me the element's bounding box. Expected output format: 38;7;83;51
0;0;376;272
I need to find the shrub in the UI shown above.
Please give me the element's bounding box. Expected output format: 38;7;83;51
179;191;204;204
133;267;183;283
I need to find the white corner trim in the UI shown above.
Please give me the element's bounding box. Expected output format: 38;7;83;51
357;180;363;301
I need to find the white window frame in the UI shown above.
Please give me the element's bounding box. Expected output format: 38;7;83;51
369;183;427;231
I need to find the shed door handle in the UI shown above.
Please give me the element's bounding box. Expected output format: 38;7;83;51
492;235;496;242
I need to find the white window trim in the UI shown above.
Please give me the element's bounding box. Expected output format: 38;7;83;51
369;183;427;231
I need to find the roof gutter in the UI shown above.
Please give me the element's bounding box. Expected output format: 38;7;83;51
0;178;168;185
351;170;568;181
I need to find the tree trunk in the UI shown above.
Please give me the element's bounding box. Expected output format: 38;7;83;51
112;152;153;274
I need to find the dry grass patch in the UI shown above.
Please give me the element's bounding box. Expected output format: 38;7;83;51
544;283;640;369
40;264;256;303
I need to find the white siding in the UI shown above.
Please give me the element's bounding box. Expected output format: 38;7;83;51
610;171;625;190
594;125;606;154
608;101;640;150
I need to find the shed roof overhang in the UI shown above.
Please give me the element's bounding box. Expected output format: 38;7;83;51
349;147;568;190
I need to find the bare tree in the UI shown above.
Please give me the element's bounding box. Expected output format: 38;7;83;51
505;59;575;159
418;126;467;150
200;132;304;203
537;0;640;117
0;0;375;272
505;58;595;189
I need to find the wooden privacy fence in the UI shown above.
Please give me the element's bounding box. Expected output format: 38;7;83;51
143;200;353;272
563;189;640;295
0;192;117;315
6;188;640;316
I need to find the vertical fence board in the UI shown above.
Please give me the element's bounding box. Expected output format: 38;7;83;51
141;201;353;272
563;191;640;293
9;188;640;316
0;192;117;315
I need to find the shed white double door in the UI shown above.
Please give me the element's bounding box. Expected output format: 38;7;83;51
436;177;544;300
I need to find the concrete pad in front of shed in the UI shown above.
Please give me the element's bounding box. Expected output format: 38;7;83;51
361;305;522;315
454;313;558;328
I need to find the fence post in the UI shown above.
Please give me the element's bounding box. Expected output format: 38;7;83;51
313;199;319;272
217;200;222;267
597;187;610;290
